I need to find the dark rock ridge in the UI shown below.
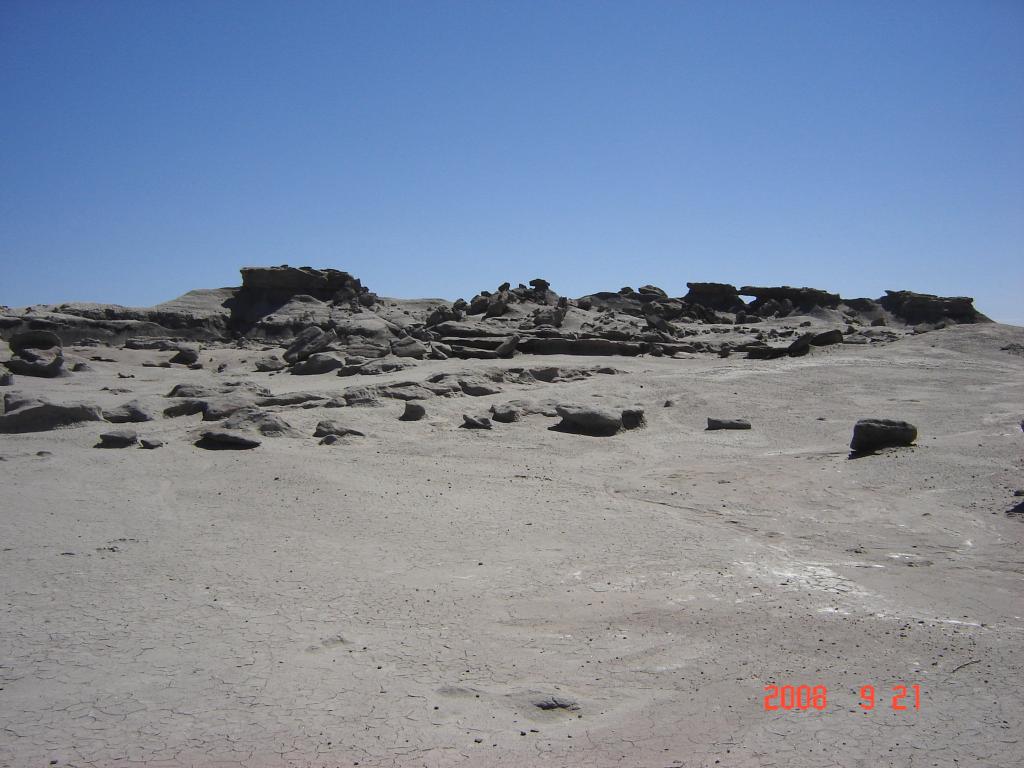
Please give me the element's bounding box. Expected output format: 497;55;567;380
0;268;992;367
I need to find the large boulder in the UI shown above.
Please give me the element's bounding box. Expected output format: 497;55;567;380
554;404;623;436
0;394;104;433
850;419;917;453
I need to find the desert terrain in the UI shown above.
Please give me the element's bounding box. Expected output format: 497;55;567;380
1;269;1022;767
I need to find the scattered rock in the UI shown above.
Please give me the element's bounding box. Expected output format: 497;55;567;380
313;420;365;438
196;430;261;449
255;354;287;372
554;405;623;436
291;351;345;375
0;372;13;386
97;429;138;448
103;399;154;423
170;344;200;365
490;403;521;423
495;334;520;358
707;418;751;430
458;376;502;396
223;408;300;437
391;336;429;359
139;438;164;449
400;402;426;421
461;414;492;429
850;419;917;453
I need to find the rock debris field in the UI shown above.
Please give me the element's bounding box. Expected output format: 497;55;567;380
1;267;1022;767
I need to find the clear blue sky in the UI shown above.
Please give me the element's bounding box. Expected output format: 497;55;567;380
2;1;1022;323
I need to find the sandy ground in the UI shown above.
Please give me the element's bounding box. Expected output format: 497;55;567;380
1;323;1022;767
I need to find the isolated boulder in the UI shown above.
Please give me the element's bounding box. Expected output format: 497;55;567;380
196;430;261;449
707;418;751;430
97;429;138;448
140;438;164;449
461;414;492;430
400;402;426;421
0;394;104;433
554;404;623;436
850;419;917;453
0;372;12;386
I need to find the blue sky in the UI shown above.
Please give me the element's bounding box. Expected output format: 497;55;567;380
2;1;1022;323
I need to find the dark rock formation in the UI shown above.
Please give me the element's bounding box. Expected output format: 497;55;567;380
400;402;426;421
682;282;746;312
850;419;917;453
196;430;261;449
878;291;990;325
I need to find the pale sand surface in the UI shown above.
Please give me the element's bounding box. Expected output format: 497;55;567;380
2;323;1022;767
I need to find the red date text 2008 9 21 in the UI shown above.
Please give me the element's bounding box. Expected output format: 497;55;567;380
763;684;922;711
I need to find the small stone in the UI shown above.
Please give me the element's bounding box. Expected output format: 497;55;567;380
461;414;492;430
139;438;164;450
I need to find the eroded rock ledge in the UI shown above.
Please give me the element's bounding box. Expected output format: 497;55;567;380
1;266;992;376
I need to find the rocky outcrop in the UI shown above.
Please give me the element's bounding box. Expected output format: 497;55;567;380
878;291;990;325
682;283;745;312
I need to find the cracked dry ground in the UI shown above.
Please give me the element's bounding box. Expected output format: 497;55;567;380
1;323;1022;767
